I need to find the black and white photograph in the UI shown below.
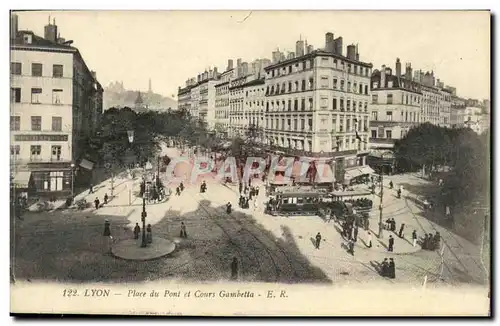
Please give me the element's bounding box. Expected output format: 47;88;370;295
9;9;491;316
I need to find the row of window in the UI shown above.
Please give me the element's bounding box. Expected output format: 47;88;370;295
11;62;64;78
266;58;371;79
10;116;63;131
371;129;396;139
10;87;63;105
266;78;369;96
370;110;420;122
372;93;423;105
10;144;63;161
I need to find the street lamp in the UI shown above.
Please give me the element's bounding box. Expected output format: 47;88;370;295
128;130;147;248
70;163;75;198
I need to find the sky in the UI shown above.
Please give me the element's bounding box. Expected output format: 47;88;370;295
13;10;491;100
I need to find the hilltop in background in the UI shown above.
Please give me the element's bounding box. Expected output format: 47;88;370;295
104;81;177;111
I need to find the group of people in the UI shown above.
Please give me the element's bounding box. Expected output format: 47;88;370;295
422;232;441;251
380;258;396;279
238;183;260;210
175;182;185;196
133;222;153;243
94;193;109;210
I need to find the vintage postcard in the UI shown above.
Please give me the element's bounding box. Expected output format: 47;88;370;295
9;10;491;316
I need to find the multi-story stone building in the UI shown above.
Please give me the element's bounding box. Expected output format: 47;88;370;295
368;59;423;172
214;63;234;136
177;68;219;125
450;95;466;128
10;14;102;198
263;33;373;182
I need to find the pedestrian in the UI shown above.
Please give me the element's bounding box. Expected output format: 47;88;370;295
427;233;434;250
239;182;243;194
391;218;396;232
353;226;359;242
179;181;184;192
347;238;355;255
412;230;418;247
133;223;140;239
389;180;394;189
94;197;100;210
231;257;239;280
445;205;451;219
388;235;394;252
176;186;181;196
104;193;109;205
397;189;401;198
244;184;249;194
254;199;258;211
226;202;232;214
433;232;441;251
146;224;153;244
381;258;389;277
366;232;372;248
180;222;187;238
315;232;322;249
398;223;405;238
422;234;429;250
103;219;112;253
249;190;253;201
88;184;93;194
256;186;260;196
389;258;396;279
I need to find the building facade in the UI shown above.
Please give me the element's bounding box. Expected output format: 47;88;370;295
369;60;423;160
263;34;373;182
214;66;234;136
10;15;103;198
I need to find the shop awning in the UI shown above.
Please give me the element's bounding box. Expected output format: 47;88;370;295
359;165;375;175
13;171;31;188
344;167;363;180
79;159;95;170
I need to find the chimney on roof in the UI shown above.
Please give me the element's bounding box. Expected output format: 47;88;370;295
227;59;233;70
325;32;334;52
10;14;18;40
346;44;356;60
44;16;58;43
333;37;343;56
381;65;386;88
355;44;359;61
405;63;412;80
213;67;218;78
306;44;314;54
395;58;401;79
295;39;305;56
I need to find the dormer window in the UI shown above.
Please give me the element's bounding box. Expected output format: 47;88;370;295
23;34;32;44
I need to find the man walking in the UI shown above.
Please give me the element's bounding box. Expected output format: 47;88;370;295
133;223;140;239
315;232;322;249
388;235;394;252
103;219;112;254
104;193;109;205
180;222;187;238
412;230;418;247
366;232;372;248
94;197;100;210
389;258;396;279
398;223;405;238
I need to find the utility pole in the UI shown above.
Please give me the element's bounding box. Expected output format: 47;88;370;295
378;170;384;239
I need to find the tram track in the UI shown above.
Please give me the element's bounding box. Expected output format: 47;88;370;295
183;188;278;282
203;184;305;282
